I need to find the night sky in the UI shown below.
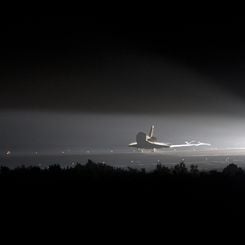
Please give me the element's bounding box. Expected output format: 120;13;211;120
1;16;245;152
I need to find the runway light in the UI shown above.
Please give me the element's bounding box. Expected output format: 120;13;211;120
6;151;11;155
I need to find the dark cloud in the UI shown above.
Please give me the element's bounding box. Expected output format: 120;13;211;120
0;17;245;114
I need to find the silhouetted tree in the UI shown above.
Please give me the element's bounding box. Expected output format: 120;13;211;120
190;164;199;175
48;164;62;174
223;163;244;176
173;161;188;175
154;164;170;175
0;166;10;175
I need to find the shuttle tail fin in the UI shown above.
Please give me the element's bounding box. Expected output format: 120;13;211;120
149;125;154;138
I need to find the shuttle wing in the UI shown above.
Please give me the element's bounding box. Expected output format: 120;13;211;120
152;142;168;146
170;142;211;148
170;144;191;148
149;141;170;147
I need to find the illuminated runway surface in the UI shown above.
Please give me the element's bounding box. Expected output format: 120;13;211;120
2;148;245;170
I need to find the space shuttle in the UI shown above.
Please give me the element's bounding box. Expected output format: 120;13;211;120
128;125;171;150
128;125;211;151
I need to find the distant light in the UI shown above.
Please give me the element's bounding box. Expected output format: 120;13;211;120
6;151;11;155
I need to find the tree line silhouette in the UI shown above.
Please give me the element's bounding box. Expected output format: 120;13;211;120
1;160;245;220
0;159;244;180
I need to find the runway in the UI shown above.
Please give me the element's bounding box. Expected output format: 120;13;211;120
2;148;245;171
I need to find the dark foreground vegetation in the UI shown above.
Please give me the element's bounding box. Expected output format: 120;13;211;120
1;160;245;227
